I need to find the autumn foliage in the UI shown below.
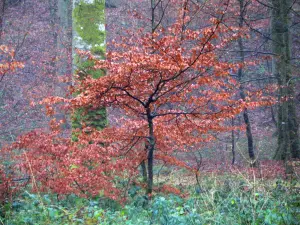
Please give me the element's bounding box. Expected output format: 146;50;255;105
0;45;24;81
0;45;24;203
6;1;274;200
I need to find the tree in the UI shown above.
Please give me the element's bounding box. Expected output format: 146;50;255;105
236;0;256;166
190;0;276;165
72;0;243;195
7;0;274;198
271;0;300;160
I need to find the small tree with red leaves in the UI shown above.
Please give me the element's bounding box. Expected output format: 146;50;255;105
7;0;273;199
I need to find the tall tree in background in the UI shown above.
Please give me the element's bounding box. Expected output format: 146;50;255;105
271;0;300;160
0;0;4;40
236;0;256;166
55;0;72;128
0;0;73;145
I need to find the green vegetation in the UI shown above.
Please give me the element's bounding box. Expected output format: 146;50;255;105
71;56;108;139
72;0;107;137
73;0;106;55
2;177;299;225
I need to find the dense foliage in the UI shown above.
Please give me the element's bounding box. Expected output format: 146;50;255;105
2;176;299;225
5;0;275;200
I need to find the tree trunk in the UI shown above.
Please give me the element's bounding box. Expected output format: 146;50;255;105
270;106;277;127
142;0;157;196
141;160;148;183
55;0;72;129
272;0;300;160
48;0;58;78
0;0;5;41
231;118;236;165
71;0;107;133
57;0;72;90
237;0;257;167
146;108;155;195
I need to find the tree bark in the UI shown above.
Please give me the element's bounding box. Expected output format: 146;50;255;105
143;0;157;196
146;108;155;195
0;0;5;41
71;0;107;133
231;118;236;165
141;160;148;183
57;0;72;92
55;0;72;129
237;0;257;167
48;0;58;76
272;0;300;160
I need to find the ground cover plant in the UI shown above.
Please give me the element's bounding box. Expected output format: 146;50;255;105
1;171;299;225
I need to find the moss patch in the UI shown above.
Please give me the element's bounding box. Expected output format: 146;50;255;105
73;0;105;49
72;0;107;139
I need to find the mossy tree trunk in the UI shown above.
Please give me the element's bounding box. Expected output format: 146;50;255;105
271;0;300;160
72;0;107;135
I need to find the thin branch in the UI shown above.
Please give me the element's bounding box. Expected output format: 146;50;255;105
240;76;277;84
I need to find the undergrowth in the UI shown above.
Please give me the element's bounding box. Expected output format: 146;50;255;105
1;175;299;225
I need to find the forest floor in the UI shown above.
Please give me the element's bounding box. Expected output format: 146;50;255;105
2;159;299;225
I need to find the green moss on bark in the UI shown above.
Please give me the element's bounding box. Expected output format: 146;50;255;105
72;0;107;140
